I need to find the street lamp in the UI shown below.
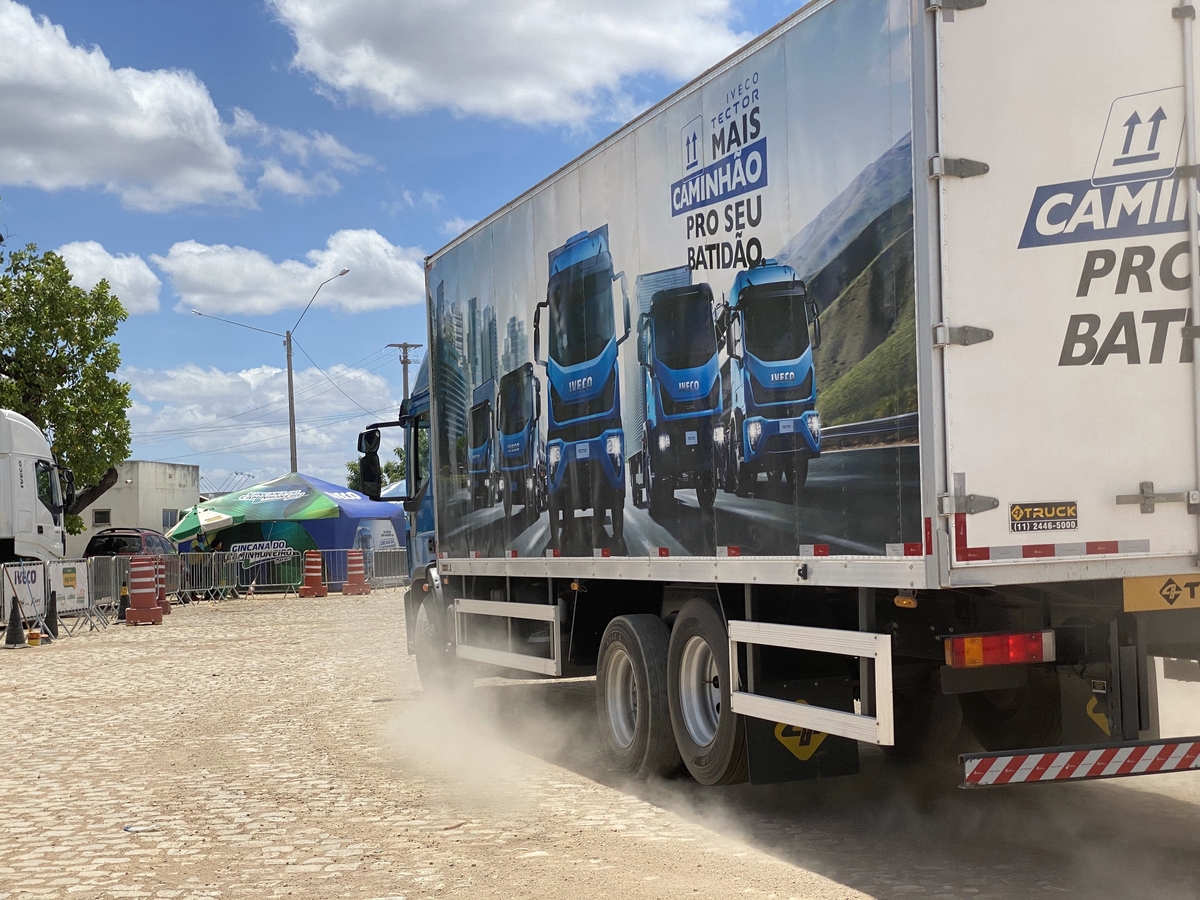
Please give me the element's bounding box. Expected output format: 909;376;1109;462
192;267;349;473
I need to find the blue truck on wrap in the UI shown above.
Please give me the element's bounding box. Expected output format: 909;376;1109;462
534;226;631;550
631;282;722;516
467;378;497;510
497;362;546;523
720;261;822;496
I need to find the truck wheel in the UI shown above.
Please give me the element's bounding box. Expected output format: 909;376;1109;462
547;497;562;550
649;479;672;518
503;484;513;519
960;668;1062;752
414;597;472;693
696;473;716;513
884;668;963;762
788;455;809;492
722;437;737;494
667;599;748;785
596;615;681;778
611;494;625;544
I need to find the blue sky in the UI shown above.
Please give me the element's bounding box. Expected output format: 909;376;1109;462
2;0;804;491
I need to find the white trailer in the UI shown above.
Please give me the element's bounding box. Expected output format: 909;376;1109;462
369;0;1200;788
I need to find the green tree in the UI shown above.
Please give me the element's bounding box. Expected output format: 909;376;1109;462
346;445;405;491
0;244;131;532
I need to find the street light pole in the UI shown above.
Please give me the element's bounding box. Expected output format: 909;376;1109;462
191;267;349;474
285;330;297;472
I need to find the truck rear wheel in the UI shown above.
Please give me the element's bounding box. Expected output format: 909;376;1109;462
596;615;681;778
696;474;715;513
788;455;809;491
667;599;748;785
960;668;1062;752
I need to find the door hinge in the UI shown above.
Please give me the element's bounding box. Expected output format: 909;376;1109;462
1173;6;1196;21
938;493;999;516
1116;481;1200;514
929;155;990;179
934;323;993;347
927;0;987;9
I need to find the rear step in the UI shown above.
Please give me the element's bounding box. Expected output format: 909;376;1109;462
962;735;1200;788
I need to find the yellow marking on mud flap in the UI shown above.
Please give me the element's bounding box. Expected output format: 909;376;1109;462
1123;574;1200;611
774;699;827;762
1086;696;1111;736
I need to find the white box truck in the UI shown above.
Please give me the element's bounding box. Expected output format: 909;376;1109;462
0;409;73;563
361;0;1200;787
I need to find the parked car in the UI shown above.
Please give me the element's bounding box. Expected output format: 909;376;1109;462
83;527;177;558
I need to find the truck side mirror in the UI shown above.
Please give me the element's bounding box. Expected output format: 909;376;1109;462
358;428;381;454
614;271;631;345
360;451;382;500
63;469;77;508
809;301;822;350
533;300;548;365
728;311;743;362
536;387;542;418
636;312;650;366
714;301;729;343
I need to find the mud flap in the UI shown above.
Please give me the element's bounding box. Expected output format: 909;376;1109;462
746;677;860;784
1058;667;1114;745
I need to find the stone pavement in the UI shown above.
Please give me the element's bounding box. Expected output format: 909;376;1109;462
0;590;859;900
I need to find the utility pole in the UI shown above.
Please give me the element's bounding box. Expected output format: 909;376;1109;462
285;330;297;473
388;342;423;400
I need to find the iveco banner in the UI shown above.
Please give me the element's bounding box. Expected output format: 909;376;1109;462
428;0;919;560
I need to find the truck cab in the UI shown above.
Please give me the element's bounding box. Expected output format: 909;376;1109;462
720;261;822;496
534;225;631;550
497;362;545;523
0;409;74;563
467;378;498;510
634;284;722;515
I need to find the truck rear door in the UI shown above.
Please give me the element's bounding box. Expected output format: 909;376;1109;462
933;0;1200;574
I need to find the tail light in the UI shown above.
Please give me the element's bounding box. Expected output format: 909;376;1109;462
944;630;1056;668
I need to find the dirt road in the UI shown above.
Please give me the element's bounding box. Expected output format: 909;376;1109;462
1;591;1198;899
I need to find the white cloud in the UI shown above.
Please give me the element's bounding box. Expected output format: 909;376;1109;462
439;216;478;238
152;229;426;315
270;0;749;126
55;240;161;314
127;359;401;483
229;108;374;172
0;0;249;210
0;2;374;210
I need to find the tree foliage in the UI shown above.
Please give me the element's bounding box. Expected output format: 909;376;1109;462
0;244;131;530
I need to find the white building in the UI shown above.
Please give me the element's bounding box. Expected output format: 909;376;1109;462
66;460;200;557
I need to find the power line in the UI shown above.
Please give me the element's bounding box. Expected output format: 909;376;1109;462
292;337;376;416
154;407;394;461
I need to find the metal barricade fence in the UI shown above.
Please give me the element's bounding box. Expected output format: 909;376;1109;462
369;548;409;588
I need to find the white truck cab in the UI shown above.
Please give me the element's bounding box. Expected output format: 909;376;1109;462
0;409;71;563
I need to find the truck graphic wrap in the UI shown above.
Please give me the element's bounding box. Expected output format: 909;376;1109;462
497;362;545;524
429;0;918;561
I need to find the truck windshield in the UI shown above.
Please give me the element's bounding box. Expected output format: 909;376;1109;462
549;267;614;367
654;293;715;370
469;404;491;449
742;284;810;362
499;372;532;434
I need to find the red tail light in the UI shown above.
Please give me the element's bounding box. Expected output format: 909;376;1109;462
944;630;1056;668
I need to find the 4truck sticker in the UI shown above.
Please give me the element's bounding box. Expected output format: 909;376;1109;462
1009;501;1078;533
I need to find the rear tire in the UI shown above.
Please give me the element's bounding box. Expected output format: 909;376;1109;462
788;455;810;491
884;667;963;762
667;599;748;785
596;615;681;778
696;473;716;513
960;668;1062;751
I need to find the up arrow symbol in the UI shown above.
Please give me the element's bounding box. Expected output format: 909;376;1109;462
1147;107;1168;152
1122;111;1143;156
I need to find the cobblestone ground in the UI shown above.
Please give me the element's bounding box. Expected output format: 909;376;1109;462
0;592;859;900
3;591;1200;900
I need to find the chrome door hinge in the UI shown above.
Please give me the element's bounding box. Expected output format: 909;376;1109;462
929;155;990;179
938;493;999;516
927;0;987;10
934;323;993;347
1116;481;1200;514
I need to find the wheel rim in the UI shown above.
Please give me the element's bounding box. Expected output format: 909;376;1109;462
605;645;638;749
679;635;720;747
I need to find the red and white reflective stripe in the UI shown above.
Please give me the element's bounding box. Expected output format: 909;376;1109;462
963;738;1200;786
954;513;1149;563
593;547;612;559
885;543;926;557
716;546;741;558
506;549;518;559
797;544;830;557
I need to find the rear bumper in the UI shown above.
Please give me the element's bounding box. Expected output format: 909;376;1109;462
961;734;1200;788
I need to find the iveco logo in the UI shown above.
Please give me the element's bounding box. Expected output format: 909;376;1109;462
678;380;700;391
506;443;520;454
770;372;796;382
568;376;593;393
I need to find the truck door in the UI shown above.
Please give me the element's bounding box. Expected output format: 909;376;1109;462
932;0;1200;571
